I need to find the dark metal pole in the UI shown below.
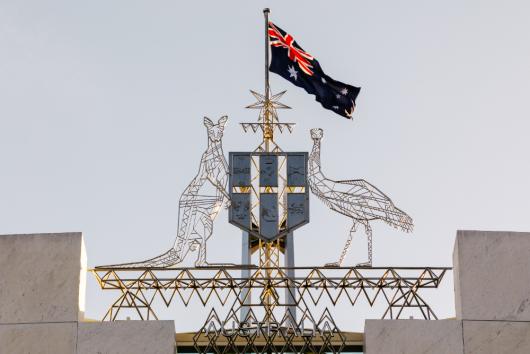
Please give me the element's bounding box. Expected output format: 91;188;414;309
262;8;272;151
264;8;270;100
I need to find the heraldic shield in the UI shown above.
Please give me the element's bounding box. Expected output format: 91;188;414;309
229;152;309;241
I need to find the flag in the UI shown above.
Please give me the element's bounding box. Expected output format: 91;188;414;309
268;22;360;119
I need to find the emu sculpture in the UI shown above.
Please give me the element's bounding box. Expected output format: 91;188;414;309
308;128;413;267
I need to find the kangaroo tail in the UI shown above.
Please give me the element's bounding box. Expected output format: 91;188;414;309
97;248;182;269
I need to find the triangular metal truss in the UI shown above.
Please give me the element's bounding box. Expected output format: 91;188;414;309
92;266;448;321
92;265;448;352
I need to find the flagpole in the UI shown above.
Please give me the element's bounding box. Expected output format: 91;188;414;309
262;7;273;318
263;8;272;152
264;8;270;100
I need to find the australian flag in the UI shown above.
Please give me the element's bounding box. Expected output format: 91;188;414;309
268;22;360;119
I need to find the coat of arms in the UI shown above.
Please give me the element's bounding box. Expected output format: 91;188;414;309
229;152;309;241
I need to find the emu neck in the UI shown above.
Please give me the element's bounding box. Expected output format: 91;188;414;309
310;139;322;172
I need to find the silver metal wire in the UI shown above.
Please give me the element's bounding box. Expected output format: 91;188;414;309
308;128;413;267
105;116;230;268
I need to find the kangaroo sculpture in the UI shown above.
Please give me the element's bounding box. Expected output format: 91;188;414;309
115;116;229;267
308;128;413;267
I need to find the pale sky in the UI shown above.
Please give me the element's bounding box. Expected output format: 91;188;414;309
1;0;530;332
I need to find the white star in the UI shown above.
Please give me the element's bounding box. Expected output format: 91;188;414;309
321;77;327;84
332;106;339;110
336;94;341;99
340;88;348;95
287;65;298;81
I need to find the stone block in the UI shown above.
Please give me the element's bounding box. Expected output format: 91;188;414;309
0;232;87;324
364;319;463;354
454;230;530;321
0;322;77;354
463;320;530;354
77;320;176;354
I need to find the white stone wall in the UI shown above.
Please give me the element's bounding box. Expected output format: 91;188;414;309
0;232;176;354
0;232;86;323
454;230;530;321
0;322;77;354
364;319;464;354
78;321;176;354
365;230;530;354
463;320;530;354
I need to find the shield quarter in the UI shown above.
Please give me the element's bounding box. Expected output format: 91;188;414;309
229;152;309;241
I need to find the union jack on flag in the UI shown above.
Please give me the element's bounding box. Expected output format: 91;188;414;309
268;22;315;76
268;22;361;119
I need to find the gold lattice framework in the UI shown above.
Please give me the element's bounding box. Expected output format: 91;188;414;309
92;264;449;351
92;265;449;352
92;265;448;320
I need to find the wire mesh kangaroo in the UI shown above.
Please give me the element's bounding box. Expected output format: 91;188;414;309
114;116;229;268
308;128;413;267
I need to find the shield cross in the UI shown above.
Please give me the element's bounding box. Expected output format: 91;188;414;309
229;152;309;241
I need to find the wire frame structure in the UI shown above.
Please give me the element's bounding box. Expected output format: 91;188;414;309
88;9;443;354
104;116;230;268
92;265;449;353
192;307;348;354
308;128;414;267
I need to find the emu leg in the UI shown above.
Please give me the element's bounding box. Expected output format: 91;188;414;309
325;221;357;267
356;224;373;268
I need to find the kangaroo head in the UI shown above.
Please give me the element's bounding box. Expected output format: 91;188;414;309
310;128;324;141
204;116;228;143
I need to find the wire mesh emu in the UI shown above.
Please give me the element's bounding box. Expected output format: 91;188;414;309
308;128;413;267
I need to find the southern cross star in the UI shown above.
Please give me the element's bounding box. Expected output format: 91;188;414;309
340;88;348;95
321;77;327;84
287;65;298;81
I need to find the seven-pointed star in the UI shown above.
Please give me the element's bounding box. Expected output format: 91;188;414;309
287;65;298;81
340;88;348;95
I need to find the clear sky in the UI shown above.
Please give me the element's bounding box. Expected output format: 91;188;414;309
1;0;530;332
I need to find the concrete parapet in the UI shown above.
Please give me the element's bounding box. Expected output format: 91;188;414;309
454;230;530;321
0;232;178;354
77;321;176;354
364;319;464;354
0;232;87;324
0;322;77;354
463;320;530;354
